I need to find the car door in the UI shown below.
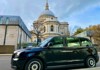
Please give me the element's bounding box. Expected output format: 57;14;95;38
77;38;93;60
65;37;93;64
65;37;83;63
45;36;68;66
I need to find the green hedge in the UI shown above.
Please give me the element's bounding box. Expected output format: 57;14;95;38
0;45;14;54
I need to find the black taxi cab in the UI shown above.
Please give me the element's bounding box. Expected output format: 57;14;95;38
11;36;99;70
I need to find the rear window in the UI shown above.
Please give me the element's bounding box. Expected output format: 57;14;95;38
80;38;92;47
66;37;80;48
66;37;92;48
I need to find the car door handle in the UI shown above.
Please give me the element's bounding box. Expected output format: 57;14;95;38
61;50;73;53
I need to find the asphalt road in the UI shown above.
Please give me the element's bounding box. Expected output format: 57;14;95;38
0;53;100;70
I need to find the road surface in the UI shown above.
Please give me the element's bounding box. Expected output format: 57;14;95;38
0;53;100;70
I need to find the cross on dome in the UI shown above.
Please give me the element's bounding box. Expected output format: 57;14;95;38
45;0;49;10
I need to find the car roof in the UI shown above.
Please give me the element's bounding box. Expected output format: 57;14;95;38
52;36;89;40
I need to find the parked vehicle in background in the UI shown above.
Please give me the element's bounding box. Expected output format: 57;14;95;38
11;36;99;70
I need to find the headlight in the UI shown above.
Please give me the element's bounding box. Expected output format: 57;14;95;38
13;58;19;61
14;50;17;53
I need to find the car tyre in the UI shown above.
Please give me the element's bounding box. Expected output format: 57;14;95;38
85;56;96;68
25;58;44;70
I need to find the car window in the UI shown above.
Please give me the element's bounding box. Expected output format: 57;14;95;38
49;37;64;48
80;38;92;47
38;37;52;47
66;37;80;48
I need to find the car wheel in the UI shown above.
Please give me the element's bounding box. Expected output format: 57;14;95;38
85;56;96;68
25;58;44;70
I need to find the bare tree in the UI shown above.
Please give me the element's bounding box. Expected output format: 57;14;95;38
32;21;45;45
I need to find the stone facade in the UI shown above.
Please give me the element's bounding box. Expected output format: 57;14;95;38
0;26;5;45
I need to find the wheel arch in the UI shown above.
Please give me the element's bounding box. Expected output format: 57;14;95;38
24;55;46;70
84;55;97;67
84;55;96;62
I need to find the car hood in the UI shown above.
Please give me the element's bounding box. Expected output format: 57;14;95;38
14;47;43;53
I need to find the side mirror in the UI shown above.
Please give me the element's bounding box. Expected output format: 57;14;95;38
47;42;53;48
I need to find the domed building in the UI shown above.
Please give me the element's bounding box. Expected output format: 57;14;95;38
32;1;70;41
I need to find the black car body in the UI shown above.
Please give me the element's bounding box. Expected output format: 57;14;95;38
11;36;99;70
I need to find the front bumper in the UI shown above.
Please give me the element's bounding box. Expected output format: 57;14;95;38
11;65;17;69
11;57;27;70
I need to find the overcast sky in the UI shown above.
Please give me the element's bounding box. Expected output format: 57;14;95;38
0;0;100;31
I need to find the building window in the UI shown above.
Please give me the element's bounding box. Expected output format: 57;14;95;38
44;26;46;32
51;17;53;19
51;25;54;31
0;21;1;24
61;32;63;34
58;26;60;32
0;17;2;24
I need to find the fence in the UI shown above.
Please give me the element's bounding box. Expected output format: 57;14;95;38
0;45;14;54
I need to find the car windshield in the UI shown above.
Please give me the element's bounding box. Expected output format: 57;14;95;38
38;37;52;48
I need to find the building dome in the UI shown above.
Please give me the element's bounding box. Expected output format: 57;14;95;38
40;10;55;17
39;0;55;18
